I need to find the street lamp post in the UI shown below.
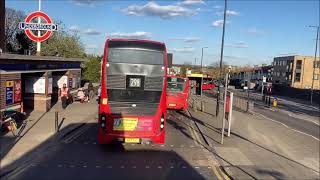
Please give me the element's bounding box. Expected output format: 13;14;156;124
200;47;208;72
308;25;319;104
216;0;227;116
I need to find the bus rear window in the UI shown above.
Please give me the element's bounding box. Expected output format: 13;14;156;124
108;48;164;65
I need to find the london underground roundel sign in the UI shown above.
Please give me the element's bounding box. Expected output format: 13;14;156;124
19;11;58;43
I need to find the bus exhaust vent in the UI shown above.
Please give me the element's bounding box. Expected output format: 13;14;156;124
107;75;126;89
144;77;163;90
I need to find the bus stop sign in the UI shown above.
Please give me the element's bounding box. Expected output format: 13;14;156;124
19;11;58;42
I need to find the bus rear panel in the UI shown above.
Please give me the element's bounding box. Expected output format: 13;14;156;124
99;39;167;144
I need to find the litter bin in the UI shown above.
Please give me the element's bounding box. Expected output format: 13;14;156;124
272;98;278;107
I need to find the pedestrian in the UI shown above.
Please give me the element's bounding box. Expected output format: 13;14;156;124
88;82;94;102
77;88;88;103
59;83;69;109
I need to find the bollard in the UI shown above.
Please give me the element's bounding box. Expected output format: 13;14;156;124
193;99;197;112
55;111;58;132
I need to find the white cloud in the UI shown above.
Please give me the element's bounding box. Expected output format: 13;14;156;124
109;31;152;39
170;37;200;43
216;10;240;16
212;19;229;27
72;0;96;5
214;5;222;9
69;25;81;33
83;28;101;35
247;27;265;35
179;0;205;6
171;47;195;53
225;41;249;48
122;2;199;19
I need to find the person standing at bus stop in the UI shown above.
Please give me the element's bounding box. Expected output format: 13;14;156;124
59;83;69;109
88;82;94;102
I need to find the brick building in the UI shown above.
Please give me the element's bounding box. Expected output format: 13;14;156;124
0;54;84;113
272;55;320;89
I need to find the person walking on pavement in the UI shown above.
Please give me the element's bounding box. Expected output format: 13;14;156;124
88;82;94;102
59;83;69;109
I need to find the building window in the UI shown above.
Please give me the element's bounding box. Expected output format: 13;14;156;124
296;60;302;69
314;74;319;80
295;72;301;82
289;74;292;80
314;61;320;68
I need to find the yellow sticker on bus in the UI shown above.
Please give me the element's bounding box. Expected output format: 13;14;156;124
113;118;138;131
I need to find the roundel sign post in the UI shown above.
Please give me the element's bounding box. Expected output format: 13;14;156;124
19;11;58;54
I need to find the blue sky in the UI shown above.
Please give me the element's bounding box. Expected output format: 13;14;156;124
6;0;320;66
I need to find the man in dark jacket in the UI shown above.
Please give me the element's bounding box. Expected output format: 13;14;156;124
88;82;94;102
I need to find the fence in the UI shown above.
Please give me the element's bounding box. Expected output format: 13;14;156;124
189;92;254;114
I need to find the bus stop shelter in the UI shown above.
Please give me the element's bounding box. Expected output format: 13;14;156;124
0;54;84;113
187;73;203;96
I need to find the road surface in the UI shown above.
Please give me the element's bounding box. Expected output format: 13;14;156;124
7;111;226;180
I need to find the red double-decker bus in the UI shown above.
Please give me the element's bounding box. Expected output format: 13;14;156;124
98;39;167;144
202;77;215;90
166;76;189;110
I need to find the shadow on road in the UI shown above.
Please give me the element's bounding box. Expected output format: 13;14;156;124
0;122;206;180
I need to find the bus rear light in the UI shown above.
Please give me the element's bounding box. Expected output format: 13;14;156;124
160;117;165;131
100;114;107;131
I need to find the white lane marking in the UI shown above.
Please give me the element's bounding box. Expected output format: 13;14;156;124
255;113;320;141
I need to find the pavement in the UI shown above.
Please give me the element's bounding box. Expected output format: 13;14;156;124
188;94;320;179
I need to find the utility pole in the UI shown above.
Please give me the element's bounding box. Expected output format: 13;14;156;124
216;0;227;116
309;25;319;104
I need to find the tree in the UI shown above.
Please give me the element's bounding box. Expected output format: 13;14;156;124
83;55;102;83
5;8;35;53
41;31;85;58
5;8;85;57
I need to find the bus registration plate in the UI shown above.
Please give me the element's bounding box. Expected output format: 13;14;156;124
125;138;140;143
113;118;138;131
169;104;176;106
